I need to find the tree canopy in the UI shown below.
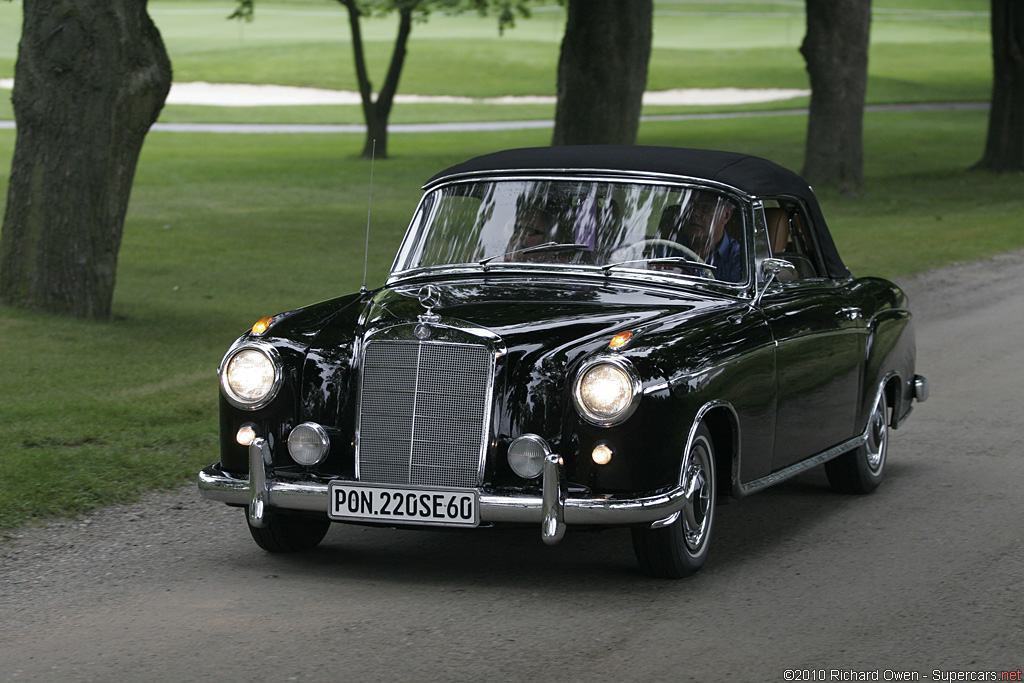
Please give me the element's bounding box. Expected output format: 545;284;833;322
232;0;533;158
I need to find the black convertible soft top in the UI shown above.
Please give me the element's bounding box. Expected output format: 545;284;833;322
426;146;850;279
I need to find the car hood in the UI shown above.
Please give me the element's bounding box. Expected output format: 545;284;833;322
283;275;742;482
323;276;728;442
363;276;723;351
294;276;739;405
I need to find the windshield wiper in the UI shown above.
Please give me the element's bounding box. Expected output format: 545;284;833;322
601;256;717;274
478;242;590;269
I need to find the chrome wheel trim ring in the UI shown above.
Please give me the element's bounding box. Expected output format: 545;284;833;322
681;436;713;551
865;395;888;474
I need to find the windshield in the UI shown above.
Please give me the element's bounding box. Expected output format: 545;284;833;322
393;179;746;284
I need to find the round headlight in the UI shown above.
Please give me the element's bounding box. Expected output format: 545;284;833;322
288;422;330;466
508;434;550;479
220;344;281;410
573;357;641;426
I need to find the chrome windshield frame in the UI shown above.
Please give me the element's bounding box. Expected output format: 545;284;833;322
388;172;757;294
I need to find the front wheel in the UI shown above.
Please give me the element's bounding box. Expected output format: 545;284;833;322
825;390;889;494
632;422;717;579
246;508;331;553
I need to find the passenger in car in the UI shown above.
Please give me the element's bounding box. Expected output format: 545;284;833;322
506;205;559;260
763;206;820;280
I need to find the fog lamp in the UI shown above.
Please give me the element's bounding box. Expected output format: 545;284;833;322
592;443;613;465
287;422;330;466
236;423;257;446
508;434;550;479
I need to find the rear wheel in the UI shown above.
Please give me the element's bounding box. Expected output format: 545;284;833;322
246;508;331;553
825;390;889;494
632;422;716;579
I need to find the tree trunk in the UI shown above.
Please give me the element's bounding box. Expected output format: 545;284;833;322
340;0;416;159
0;0;172;319
552;0;652;146
975;0;1024;172
800;0;871;197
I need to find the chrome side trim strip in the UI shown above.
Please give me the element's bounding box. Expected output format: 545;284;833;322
773;327;870;347
735;375;903;497
735;431;867;497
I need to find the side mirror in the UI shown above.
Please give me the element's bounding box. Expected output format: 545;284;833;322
761;257;798;283
753;258;798;307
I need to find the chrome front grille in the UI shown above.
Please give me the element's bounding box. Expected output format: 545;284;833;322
357;339;493;488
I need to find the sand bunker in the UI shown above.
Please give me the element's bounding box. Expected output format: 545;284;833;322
166;82;809;107
1;79;808;107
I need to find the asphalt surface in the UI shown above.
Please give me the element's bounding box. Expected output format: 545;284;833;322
1;251;1022;682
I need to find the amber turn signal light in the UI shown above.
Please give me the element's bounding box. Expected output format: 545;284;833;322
251;316;274;335
609;331;633;349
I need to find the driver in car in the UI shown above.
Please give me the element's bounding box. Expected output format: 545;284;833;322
653;195;744;283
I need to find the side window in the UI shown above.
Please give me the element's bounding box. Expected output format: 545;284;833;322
762;199;824;280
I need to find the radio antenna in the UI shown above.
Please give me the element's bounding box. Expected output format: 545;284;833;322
360;139;376;294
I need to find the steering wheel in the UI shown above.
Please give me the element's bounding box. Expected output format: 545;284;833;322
632;238;705;264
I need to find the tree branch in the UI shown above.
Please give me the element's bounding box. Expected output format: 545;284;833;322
375;2;419;120
338;0;376;123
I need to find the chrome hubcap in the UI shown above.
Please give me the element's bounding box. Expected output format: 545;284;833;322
681;439;713;550
865;397;888;473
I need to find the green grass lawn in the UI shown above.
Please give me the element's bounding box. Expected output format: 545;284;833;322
0;0;1017;531
0;0;993;123
3;106;1022;531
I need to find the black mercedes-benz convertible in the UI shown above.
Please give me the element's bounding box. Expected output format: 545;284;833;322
199;146;927;578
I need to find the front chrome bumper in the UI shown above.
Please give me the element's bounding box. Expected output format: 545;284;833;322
198;438;689;545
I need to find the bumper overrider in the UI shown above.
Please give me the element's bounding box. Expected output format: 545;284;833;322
198;437;693;545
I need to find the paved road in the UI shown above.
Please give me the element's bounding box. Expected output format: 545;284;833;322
2;252;1022;682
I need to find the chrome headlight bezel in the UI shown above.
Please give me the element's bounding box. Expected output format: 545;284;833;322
219;342;283;411
572;355;642;427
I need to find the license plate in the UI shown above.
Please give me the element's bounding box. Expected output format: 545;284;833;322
328;482;479;527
